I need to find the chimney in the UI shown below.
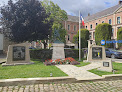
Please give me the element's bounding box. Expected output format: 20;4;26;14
119;0;122;4
88;13;90;16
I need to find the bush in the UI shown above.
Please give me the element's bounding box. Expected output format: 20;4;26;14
95;23;112;47
30;49;84;61
117;27;122;49
30;49;52;61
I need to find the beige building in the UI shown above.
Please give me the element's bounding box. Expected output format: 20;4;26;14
84;1;122;43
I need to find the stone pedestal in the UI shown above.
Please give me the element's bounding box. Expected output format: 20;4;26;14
2;42;34;66
85;40;106;62
52;43;65;60
98;59;113;72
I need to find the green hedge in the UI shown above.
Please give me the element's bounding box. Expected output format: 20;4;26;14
30;49;84;61
95;23;112;48
117;27;122;49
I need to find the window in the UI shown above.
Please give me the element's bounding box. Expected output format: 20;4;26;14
102;21;104;23
89;33;92;39
86;26;87;29
74;25;76;31
93;32;95;39
68;35;70;40
96;23;98;26
118;27;121;30
117;17;120;24
68;25;70;30
112;28;114;37
90;24;92;30
109;19;112;24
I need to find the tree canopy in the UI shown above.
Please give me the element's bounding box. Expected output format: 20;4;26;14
73;29;89;48
1;0;53;43
117;27;122;48
41;0;67;43
95;23;112;47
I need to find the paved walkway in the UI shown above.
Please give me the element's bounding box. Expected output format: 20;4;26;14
0;80;122;92
56;62;102;80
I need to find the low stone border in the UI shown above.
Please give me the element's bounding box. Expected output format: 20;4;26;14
113;61;122;63
0;74;122;87
2;62;34;66
102;74;122;80
75;74;122;83
0;77;76;87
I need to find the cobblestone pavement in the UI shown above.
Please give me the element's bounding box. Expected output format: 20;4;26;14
56;63;102;80
0;80;122;92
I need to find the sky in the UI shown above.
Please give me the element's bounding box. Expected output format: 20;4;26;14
0;0;120;17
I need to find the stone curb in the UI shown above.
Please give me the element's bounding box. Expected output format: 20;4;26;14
75;74;122;83
0;76;76;87
0;74;122;86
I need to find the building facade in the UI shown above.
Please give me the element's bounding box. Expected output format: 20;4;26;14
84;1;122;43
62;15;84;46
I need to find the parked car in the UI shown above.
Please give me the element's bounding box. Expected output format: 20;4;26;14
105;48;122;59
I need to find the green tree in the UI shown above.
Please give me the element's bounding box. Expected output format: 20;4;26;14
95;23;112;47
117;27;122;48
41;0;68;43
1;0;52;43
73;29;89;48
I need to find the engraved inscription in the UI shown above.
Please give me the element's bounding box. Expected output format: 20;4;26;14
103;62;109;67
13;46;25;61
92;47;102;59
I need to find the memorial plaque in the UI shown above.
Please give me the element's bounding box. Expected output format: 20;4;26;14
13;46;25;61
92;47;102;59
103;62;109;67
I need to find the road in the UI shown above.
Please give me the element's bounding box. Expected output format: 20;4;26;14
0;80;122;92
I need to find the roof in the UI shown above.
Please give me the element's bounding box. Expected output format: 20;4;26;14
84;3;122;22
67;15;79;22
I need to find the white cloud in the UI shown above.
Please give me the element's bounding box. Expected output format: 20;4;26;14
0;0;120;17
51;0;119;17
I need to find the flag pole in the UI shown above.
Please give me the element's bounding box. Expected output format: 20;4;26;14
79;11;81;61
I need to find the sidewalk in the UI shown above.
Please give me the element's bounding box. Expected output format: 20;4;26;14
56;62;102;80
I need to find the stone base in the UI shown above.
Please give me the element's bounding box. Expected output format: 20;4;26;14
98;59;113;72
2;62;34;66
52;43;65;60
84;59;113;72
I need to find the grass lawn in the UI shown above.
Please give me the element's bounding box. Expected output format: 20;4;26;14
74;58;90;67
0;59;68;79
89;62;122;76
75;62;90;67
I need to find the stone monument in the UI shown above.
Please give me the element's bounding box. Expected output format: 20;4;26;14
86;40;106;62
84;40;113;72
52;29;65;60
2;42;34;66
98;60;113;72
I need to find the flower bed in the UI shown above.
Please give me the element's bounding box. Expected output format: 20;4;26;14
44;57;80;66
